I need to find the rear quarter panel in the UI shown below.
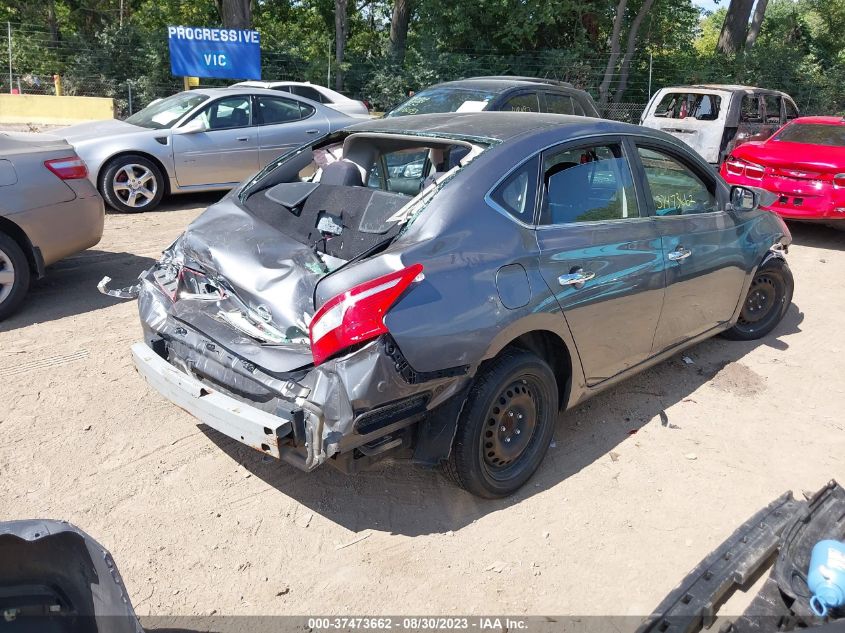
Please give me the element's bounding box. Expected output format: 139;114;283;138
313;132;583;382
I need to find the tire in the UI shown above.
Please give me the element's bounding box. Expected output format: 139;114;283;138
0;232;31;321
99;154;165;213
445;349;558;498
722;257;794;341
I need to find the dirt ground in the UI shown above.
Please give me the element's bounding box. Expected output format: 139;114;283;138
1;194;843;620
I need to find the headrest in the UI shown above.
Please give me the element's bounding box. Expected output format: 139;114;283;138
320;160;363;187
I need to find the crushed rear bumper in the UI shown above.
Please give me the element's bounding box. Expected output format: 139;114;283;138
131;342;310;469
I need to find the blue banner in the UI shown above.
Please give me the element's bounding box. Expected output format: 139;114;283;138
167;26;261;80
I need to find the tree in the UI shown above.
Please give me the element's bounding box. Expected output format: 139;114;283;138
217;0;251;29
745;0;768;50
598;0;627;108
335;0;348;91
717;0;755;54
389;0;413;65
612;0;656;104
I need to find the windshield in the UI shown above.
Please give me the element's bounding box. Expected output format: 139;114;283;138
387;87;496;117
125;92;209;129
774;123;845;147
652;92;722;121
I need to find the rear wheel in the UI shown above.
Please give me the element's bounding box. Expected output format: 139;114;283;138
722;257;793;341
0;232;31;321
445;349;558;498
99;154;165;213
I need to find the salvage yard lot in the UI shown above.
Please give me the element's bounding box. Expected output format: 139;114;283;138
1;196;843;617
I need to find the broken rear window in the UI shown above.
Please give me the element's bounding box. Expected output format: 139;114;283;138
774;123;845;147
653;93;721;121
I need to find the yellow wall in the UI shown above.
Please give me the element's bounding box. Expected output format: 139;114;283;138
0;94;115;125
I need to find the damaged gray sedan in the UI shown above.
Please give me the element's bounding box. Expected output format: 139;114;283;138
103;112;793;497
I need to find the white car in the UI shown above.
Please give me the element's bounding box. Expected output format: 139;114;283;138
230;81;370;118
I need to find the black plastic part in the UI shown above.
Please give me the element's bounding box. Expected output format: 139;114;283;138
354;394;430;435
382;336;468;385
411;383;471;467
264;181;320;208
31;246;46;279
772;481;845;612
636;490;805;633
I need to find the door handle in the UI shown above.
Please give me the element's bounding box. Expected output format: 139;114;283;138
667;247;691;261
236;136;249;141
558;269;595;287
305;129;321;135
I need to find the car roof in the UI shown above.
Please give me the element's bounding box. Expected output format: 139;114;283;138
345;111;641;144
235;80;324;89
790;116;845;125
662;84;791;96
425;78;577;94
193;86;303;98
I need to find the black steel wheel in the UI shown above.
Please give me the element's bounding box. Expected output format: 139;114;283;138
445;349;558;498
722;257;793;341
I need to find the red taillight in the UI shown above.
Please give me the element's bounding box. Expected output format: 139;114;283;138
309;263;424;366
725;159;745;177
744;163;765;180
834;173;845;188
724;156;764;180
44;156;88;180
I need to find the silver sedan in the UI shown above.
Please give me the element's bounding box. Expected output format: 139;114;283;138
61;87;358;213
0;133;104;319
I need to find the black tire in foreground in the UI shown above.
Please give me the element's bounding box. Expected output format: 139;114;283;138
0;232;31;321
99;154;165;213
445;349;558;498
722;257;794;341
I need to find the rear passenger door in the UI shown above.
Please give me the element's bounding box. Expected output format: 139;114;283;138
542;92;585;116
255;95;329;168
632;141;747;351
534;139;665;384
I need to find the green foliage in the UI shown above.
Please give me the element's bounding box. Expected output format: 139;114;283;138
0;0;843;116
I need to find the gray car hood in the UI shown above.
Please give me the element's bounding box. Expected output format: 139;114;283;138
60;119;151;144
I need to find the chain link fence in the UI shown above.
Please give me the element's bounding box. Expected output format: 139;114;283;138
0;21;836;121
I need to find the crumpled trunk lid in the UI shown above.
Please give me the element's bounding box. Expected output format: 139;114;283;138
168;197;329;374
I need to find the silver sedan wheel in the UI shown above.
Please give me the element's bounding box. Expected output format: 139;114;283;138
0;248;15;304
112;164;158;209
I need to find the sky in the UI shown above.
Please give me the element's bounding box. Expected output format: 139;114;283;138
693;0;722;13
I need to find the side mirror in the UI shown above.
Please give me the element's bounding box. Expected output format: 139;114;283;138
730;186;758;212
174;117;207;135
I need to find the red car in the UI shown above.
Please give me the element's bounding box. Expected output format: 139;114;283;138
720;116;845;226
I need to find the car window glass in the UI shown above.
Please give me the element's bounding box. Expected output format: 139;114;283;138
291;86;324;103
539;143;638;225
637;147;718;216
299;102;316;118
740;95;763;123
571;98;585;116
785;100;799;120
256;96;302;125
775;123;845;147
653;92;721;120
199;96;251;130
273;86;292;93
367;149;429;195
764;95;781;123
502;93;540;112
545;93;574;115
490;156;538;222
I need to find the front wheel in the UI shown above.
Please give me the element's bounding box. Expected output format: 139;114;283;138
445;349;558;498
722;257;793;341
99;154;165;213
